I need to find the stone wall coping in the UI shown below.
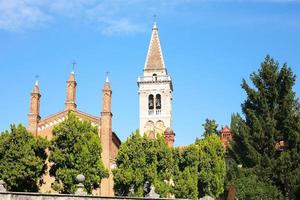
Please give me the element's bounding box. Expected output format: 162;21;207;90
0;191;183;200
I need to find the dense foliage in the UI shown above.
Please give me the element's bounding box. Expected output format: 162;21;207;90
174;133;226;199
197;134;226;198
49;112;108;194
226;165;284;199
0;124;48;192
235;178;282;199
173;145;199;199
113;130;174;197
229;55;300;199
114;120;225;199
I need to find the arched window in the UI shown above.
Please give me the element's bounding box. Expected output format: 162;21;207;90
155;120;165;132
148;94;154;110
145;120;154;131
156;94;161;109
152;73;157;81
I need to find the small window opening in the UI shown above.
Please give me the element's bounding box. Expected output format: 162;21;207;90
148;94;154;110
152;74;157;81
156;94;161;109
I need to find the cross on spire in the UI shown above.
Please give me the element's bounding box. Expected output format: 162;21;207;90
153;14;157;23
72;61;76;74
153;14;158;29
106;71;110;83
35;75;39;86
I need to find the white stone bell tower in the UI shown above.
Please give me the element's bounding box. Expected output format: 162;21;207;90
137;22;173;136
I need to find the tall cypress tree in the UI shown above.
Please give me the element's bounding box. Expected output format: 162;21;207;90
229;55;300;199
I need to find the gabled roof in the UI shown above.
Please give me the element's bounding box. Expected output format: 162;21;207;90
144;22;166;71
37;110;100;131
37;110;121;146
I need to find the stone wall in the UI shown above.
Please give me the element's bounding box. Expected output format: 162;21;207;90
0;192;177;200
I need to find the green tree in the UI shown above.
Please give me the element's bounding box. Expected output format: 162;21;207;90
0;124;48;192
229;169;284;200
173;166;198;199
197;134;226;198
49;112;108;194
230;113;241;135
229;55;300;199
113;130;174;197
173;145;199;199
173;134;226;199
203;119;219;137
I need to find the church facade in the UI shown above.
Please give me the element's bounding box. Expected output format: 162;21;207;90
28;72;119;196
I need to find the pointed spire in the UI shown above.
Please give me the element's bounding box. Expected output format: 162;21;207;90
28;76;41;136
33;75;39;93
103;72;111;91
68;61;76;81
68;70;75;82
65;69;77;111
144;21;166;72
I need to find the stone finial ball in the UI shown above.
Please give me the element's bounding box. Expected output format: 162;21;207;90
76;174;85;183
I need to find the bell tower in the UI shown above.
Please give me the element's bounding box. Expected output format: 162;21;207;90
137;22;173;136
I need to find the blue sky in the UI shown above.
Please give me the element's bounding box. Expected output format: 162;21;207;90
0;0;300;146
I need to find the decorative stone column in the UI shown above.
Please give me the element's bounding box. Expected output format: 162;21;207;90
145;184;160;198
75;174;87;195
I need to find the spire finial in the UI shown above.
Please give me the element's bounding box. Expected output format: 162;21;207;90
71;61;76;74
35;75;39;86
106;71;110;83
152;14;158;29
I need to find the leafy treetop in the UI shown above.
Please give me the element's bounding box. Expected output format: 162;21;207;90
113;130;174;197
49;112;108;194
0;124;48;192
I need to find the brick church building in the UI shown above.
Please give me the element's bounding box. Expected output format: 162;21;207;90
27;22;176;196
28;72;120;195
